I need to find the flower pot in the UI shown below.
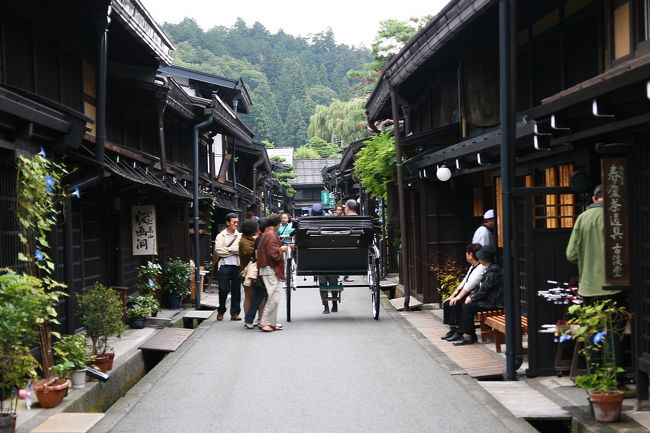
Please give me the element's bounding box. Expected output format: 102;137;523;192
70;368;87;389
590;390;625;422
0;413;16;433
33;378;70;408
94;352;115;372
168;295;181;309
129;317;147;329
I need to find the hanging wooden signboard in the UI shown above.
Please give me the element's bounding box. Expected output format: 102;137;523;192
602;158;629;286
132;205;157;255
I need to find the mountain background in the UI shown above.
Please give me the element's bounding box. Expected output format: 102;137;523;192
162;18;372;148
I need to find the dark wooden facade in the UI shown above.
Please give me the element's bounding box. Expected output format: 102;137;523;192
366;0;650;382
0;0;270;333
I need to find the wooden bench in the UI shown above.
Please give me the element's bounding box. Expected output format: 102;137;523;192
485;315;528;353
475;309;504;343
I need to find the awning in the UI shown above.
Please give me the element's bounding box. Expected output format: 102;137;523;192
404;121;534;175
103;153;168;191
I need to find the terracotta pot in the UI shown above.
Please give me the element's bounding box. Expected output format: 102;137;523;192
590;390;625;422
33;378;70;408
0;413;16;433
94;352;115;372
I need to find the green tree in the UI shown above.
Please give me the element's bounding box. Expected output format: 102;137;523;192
283;97;308;147
274;58;308;120
348;16;430;96
294;147;321;159
354;132;396;200
296;136;339;158
307;98;367;146
270;157;296;197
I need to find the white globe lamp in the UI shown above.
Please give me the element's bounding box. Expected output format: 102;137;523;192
436;165;452;182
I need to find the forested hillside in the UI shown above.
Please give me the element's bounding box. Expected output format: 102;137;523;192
162;18;372;147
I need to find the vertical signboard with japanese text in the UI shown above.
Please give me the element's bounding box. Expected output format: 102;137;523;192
602;158;629;286
132;205;157;256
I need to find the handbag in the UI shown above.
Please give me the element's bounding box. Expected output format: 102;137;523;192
240;260;258;286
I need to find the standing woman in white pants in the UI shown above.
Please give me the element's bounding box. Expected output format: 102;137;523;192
255;214;288;332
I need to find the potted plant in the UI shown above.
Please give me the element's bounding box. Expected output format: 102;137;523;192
52;333;93;389
431;255;465;307
162;258;192;309
0;269;61;418
76;283;126;372
126;295;158;329
564;298;631;422
137;260;162;314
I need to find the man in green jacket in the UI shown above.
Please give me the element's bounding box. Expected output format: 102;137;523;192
566;184;628;389
566;184;618;298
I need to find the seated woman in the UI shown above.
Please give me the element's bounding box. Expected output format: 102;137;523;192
453;244;503;346
441;243;485;342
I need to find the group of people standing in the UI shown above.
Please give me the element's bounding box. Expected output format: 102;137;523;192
212;212;288;332
210;199;360;331
440;209;503;346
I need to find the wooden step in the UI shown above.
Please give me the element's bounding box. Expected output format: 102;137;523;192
31;413;104;433
138;328;194;353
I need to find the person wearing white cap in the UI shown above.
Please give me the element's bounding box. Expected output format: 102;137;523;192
472;209;496;248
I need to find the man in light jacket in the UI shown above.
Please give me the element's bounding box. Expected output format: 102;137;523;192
213;212;242;321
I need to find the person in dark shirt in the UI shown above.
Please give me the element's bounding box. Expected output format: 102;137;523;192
453;244;503;346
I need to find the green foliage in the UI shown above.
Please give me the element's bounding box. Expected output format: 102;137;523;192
0;269;61;391
16;153;69;289
162;258;192;298
53;333;93;373
162;19;371;146
307;98;367;146
270;160;296;198
294;136;339;159
348;16;430;96
565;299;630;393
262;140;275;149
353;132;396;200
127;295;158;319
432;257;465;300
294;147;321;159
76;283;126;356
0;347;39;392
283;96;308;147
136;260;162;296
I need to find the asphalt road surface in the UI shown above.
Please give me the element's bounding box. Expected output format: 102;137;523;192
94;277;524;433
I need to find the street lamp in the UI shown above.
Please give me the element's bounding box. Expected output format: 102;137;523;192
436;165;452;182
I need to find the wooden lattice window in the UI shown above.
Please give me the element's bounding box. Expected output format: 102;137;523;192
535;164;577;229
473;187;484;217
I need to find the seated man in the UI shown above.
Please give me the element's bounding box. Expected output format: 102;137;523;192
453;244;503;346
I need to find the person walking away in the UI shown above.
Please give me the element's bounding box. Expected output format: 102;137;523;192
256;214;288;332
441;243;486;342
308;203;339;313
277;213;295;245
473;209;496;248
566;184;628;389
453;244;503;346
213;213;242;321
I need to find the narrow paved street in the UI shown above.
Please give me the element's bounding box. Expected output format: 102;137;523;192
94;278;524;433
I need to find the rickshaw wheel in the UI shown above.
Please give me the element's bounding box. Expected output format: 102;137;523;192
285;257;292;322
371;259;380;320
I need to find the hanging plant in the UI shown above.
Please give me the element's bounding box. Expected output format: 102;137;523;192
15;149;70;289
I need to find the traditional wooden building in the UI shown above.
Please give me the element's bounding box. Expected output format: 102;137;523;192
366;0;650;385
0;0;266;333
290;158;340;216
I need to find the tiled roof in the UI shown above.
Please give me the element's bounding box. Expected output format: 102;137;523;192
290;158;341;185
